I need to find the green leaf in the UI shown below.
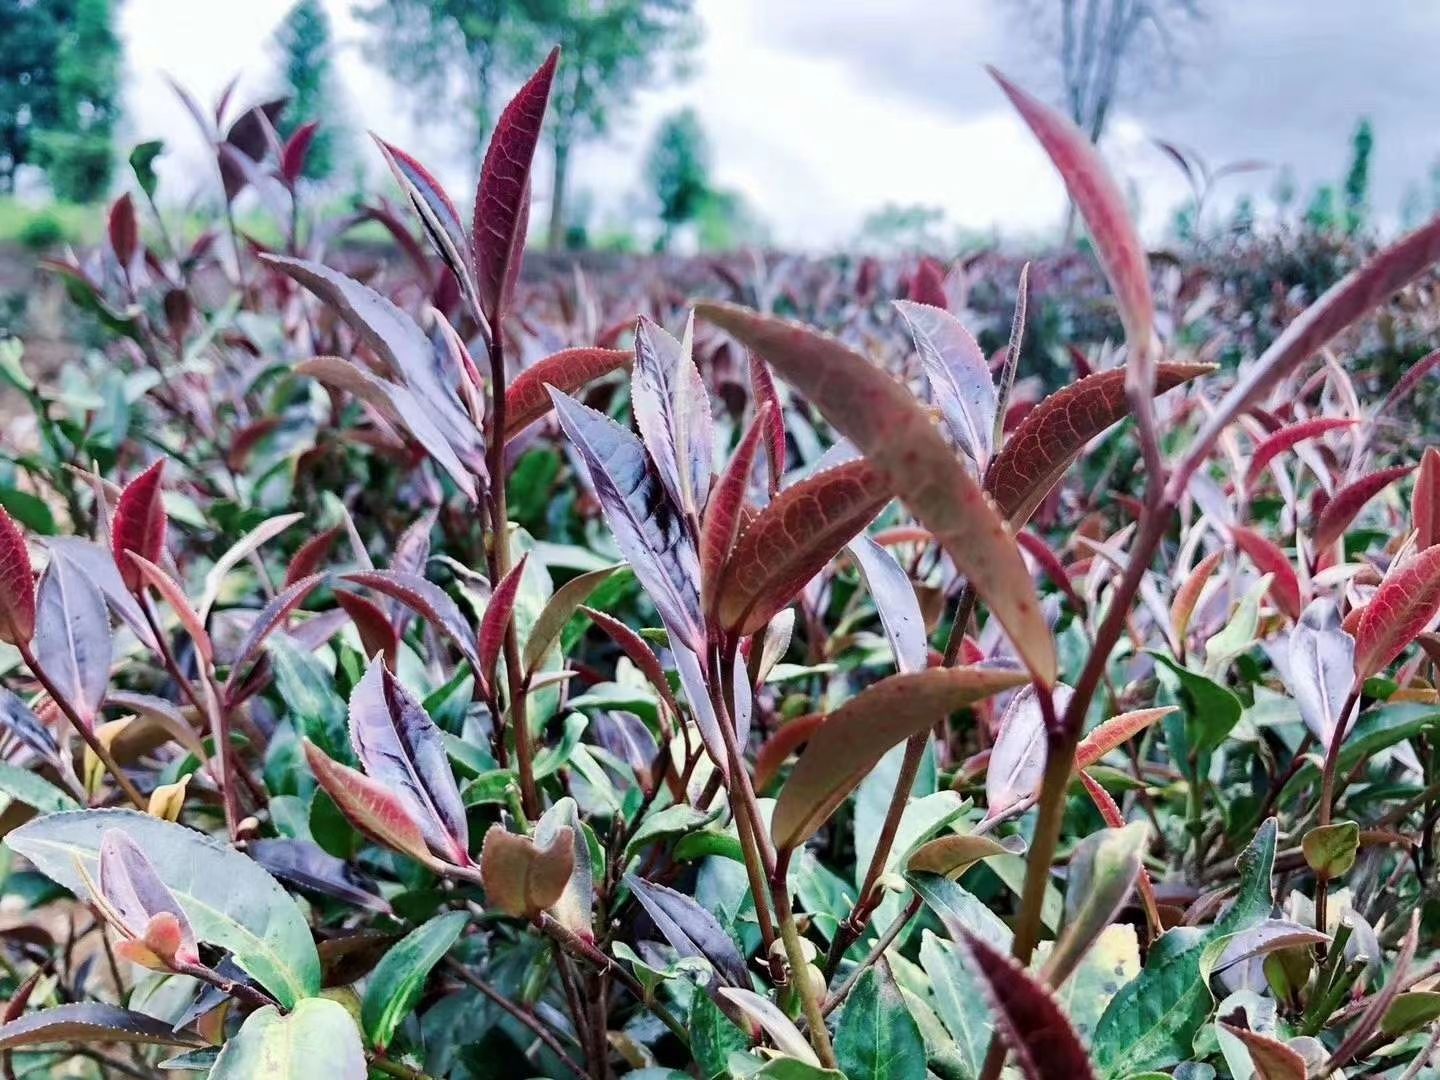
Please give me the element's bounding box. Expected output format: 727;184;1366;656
8;810;321;1007
268;636;350;765
754;1061;846;1080
1152;654;1242;758
1090;819;1276;1076
1202;574;1269;677
1043;823;1147;988
919;930;993;1075
692;992;750;1080
835;966;927;1080
1281;704;1440;799
1048;923;1140;1045
0;762;79;814
0;487;56;535
1302;820;1359;877
361;910;467;1050
909;872;1013;946
210;998;366;1078
624;804;720;864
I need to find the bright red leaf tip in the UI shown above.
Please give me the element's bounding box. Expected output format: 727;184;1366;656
112;461;167;594
0;505;35;647
504;347;632;440
472;46;559;324
108;194;138;271
1244;417;1356;492
988;66;1154;364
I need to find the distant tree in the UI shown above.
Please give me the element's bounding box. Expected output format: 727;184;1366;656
1342;117;1373;236
4;0;121;201
1018;0;1203;145
856;203;949;254
645;107;710;250
355;0;524;173
274;0;346;181
0;0;63;193
514;0;698;249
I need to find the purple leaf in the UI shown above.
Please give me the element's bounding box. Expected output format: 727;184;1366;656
33;551;111;727
895;299;996;466
222;573;327;696
248;839;392;916
1281;599;1357;749
472;47;558;323
0;687;60;762
847;532;927;674
625;873;748;988
986;685;1074;822
349;659;469;867
631;316;713;522
549;388;703;651
341;570;481;671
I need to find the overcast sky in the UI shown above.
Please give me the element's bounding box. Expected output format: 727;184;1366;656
119;0;1440;249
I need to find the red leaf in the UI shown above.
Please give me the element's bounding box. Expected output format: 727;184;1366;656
477;554;528;692
472;47;558;323
1379;346;1440;417
907;256;948;308
1171;547;1224;646
955;926;1097;1080
700;407;769;616
286;526;343;587
1312;465;1414;551
1217;1024;1307;1080
1244;417;1356;491
125;554;213;663
0;505;35;646
108;194;138;269
749;355;786;496
303;739;440;870
1354;545;1440;677
1075;707;1176;769
699;302;1056;684
1016;530;1082;611
112;461;167;593
990;67;1152;362
1416;447;1440;549
754;713;822;791
716;460;891;637
986;364;1212;526
582;604;685;722
504;347;631;439
1181;216;1440;483
280;121;319;184
1230;527;1304;621
335;590;399;669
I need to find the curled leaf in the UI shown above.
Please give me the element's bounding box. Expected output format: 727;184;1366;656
1280;599;1357;749
480;824;574;919
700;406;769;615
895;299;996;466
349;659;469;867
304;740;439;870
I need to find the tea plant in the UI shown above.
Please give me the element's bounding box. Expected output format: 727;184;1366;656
0;43;1439;1080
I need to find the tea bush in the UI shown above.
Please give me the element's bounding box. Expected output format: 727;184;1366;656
0;46;1439;1080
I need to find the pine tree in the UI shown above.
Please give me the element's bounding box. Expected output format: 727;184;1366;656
274;0;345;181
